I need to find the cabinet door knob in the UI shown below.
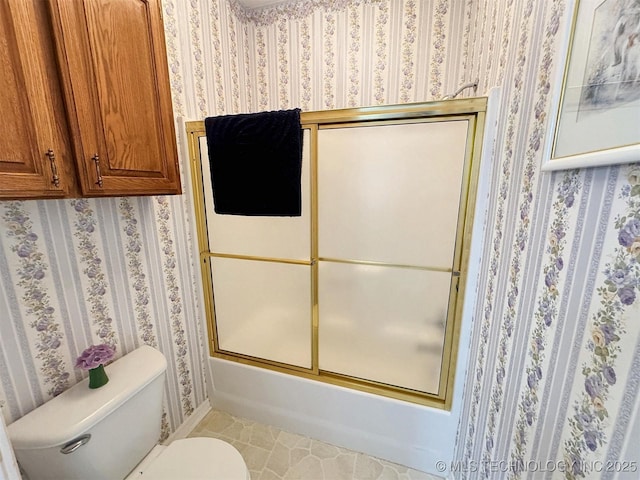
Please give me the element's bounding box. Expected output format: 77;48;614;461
92;154;103;187
46;149;60;187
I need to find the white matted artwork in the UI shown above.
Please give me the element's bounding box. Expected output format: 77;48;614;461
543;0;640;171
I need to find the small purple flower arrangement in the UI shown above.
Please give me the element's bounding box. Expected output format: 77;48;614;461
75;344;115;389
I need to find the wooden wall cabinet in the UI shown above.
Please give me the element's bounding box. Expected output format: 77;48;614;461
0;0;181;200
0;0;75;198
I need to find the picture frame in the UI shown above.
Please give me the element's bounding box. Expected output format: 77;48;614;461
542;0;640;171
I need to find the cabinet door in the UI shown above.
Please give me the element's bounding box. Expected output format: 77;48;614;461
49;0;181;196
0;1;74;198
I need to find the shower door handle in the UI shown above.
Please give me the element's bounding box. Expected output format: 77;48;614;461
453;271;461;292
60;434;91;454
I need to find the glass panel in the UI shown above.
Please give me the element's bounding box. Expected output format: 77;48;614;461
318;121;468;268
318;261;451;394
199;129;311;261
212;257;312;368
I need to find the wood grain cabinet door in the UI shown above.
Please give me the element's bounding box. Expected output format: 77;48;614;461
49;0;181;196
0;1;74;198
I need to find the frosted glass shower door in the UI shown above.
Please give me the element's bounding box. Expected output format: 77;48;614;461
188;98;488;405
211;257;312;368
317;120;470;394
202;129;313;369
318;121;469;267
318;262;451;393
198;130;311;260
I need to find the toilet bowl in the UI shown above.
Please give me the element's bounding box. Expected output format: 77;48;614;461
126;438;249;480
8;346;249;480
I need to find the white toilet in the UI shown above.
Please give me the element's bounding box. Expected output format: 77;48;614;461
8;345;249;480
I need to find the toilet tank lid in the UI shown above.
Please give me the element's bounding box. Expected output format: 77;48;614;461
8;345;167;450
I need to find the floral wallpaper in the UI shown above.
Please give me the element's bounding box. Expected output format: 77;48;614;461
2;0;639;477
189;0;637;477
455;0;640;478
511;171;582;472
2;203;69;400
161;0;639;476
563;167;640;479
0;197;206;437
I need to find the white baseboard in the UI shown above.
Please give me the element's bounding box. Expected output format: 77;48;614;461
163;399;211;444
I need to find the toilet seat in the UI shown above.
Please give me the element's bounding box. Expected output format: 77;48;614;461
138;437;249;479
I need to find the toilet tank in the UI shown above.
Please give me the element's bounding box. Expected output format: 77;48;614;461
8;345;167;480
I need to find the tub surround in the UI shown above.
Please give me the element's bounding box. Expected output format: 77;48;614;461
201;89;498;474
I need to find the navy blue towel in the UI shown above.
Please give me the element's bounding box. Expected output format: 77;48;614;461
204;109;303;216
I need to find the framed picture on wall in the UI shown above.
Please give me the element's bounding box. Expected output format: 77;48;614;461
542;0;640;171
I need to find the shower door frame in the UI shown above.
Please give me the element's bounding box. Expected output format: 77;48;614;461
186;97;487;410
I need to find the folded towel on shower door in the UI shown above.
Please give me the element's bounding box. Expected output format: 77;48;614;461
204;109;303;216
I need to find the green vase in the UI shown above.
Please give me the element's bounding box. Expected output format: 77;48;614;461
88;364;109;389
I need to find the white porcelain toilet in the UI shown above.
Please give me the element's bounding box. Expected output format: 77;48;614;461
8;345;249;480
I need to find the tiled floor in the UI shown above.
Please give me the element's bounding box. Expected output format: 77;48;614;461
188;409;441;480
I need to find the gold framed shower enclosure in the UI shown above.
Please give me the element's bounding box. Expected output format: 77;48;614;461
187;97;487;410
